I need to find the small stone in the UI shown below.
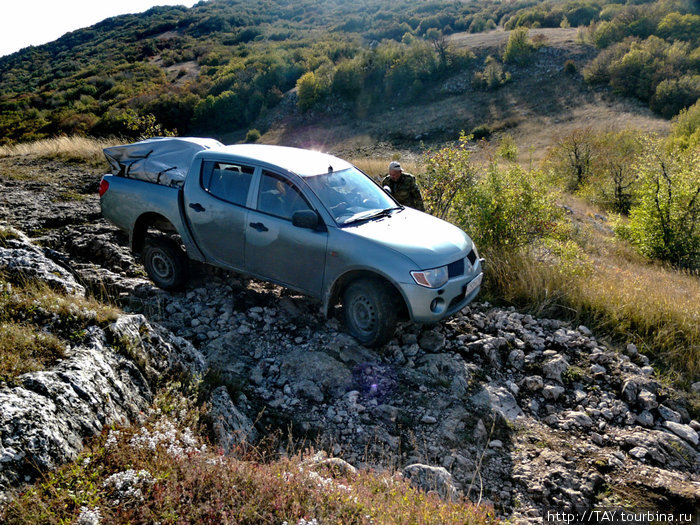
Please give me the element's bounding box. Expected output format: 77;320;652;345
629;446;648;459
621;380;638;404
657;404;681;423
641;366;654;376
663;421;699;445
419;330;445;353
543;385;565;401
523;375;544;391
577;325;592;336
635;410;654;427
589;364;606;377
543;355;569;384
489;440;503;448
691;382;700;395
625;343;638;357
638;390;658;411
421;415;438;424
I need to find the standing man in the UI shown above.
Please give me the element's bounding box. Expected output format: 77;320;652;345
381;161;425;211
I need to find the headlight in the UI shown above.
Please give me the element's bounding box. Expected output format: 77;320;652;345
411;266;448;288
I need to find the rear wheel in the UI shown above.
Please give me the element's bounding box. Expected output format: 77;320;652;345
342;278;397;348
142;237;189;290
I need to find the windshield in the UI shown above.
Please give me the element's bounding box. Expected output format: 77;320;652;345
304;167;399;225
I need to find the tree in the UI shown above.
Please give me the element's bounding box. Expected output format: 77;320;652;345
503;27;534;64
619;139;700;269
420;132;477;220
547;128;596;191
581;130;643;214
296;72;320;111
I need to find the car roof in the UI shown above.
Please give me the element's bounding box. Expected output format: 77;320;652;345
208;144;353;177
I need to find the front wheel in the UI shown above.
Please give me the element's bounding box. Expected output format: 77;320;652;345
142;237;189;290
342;278;397;348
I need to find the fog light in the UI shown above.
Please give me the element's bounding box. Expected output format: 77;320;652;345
430;297;445;313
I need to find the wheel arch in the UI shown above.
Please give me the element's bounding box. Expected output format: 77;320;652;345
324;270;409;321
131;212;180;255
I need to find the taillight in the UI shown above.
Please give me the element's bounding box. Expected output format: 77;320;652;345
98;178;109;197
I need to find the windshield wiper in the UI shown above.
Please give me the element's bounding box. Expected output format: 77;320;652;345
341;207;401;226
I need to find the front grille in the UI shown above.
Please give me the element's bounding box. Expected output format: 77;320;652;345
447;258;464;278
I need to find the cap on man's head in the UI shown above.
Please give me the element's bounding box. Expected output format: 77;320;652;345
388;161;402;171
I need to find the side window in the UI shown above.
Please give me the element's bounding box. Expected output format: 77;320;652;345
257;171;311;220
200;161;254;207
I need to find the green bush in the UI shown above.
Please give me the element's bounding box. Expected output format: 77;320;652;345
471;125;491;140
503;27;534;65
245;128;261;142
420;132;476;219
472;56;511;90
456;163;564;250
668;100;700;150
650;74;700;119
579;129;643;214
617;139;700;269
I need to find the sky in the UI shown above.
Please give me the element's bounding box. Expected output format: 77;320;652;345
0;0;201;58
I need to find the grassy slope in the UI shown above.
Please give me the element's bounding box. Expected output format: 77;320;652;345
251;27;670;171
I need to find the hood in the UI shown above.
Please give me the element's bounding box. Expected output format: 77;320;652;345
345;208;471;269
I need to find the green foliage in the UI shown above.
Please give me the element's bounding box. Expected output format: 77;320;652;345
650;74;700;118
456;163;564;250
546;127;596;191
657;12;700;43
420;132;476;219
579;129;644;214
617;139;700;269
668;99;700;150
497;134;519;161
503;27;534;65
245;128;261;143
473;56;511;90
563;59;577;74
297;71;325;111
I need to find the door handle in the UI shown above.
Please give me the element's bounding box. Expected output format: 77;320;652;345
189;202;205;212
249;222;268;232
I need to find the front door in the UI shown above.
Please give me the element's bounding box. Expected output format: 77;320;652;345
245;170;328;296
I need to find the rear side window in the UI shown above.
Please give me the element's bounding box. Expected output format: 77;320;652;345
201;161;254;206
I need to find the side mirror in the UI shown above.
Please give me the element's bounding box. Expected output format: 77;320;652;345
383;185;392;194
292;210;320;229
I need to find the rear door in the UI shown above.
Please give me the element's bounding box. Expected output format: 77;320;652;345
184;160;256;269
245;170;328;296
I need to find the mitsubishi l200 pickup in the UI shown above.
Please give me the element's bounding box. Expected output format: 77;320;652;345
99;137;484;347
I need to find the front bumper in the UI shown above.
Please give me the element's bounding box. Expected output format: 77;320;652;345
400;260;484;323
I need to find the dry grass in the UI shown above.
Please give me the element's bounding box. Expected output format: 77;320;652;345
483;217;700;383
351;157;423;182
0;384;498;525
0;321;65;383
0;136;118;164
0;275;120;382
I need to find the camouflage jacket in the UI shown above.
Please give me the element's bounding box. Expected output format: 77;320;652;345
381;172;425;211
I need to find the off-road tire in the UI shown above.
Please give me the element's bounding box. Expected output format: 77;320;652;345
142;237;189;290
342;278;397;348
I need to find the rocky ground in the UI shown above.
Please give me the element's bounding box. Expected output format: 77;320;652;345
0;157;698;520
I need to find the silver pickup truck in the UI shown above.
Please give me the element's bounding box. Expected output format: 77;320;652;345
99;137;484;347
